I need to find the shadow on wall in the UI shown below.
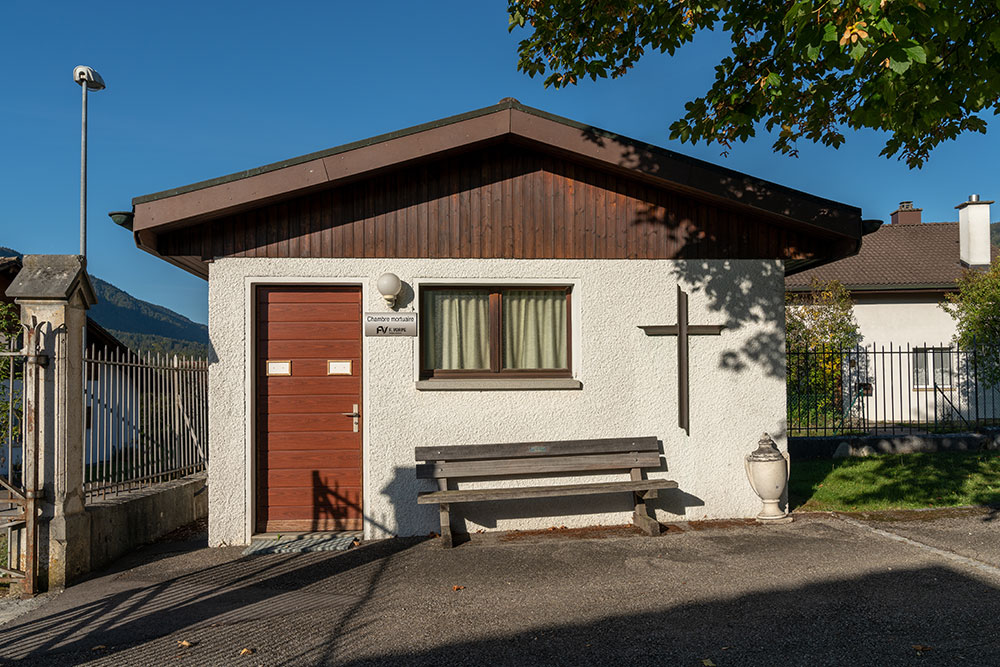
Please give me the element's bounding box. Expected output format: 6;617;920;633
671;259;785;379
577;124;857;232
578;125;817;381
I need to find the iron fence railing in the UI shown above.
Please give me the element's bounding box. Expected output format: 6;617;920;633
788;343;1000;437
2;323;42;595
84;348;208;500
1;335;24;489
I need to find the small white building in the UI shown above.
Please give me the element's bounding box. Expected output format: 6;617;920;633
121;101;867;545
787;197;999;426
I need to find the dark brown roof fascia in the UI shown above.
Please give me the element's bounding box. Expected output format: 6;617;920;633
131;100;862;243
134;229;209;280
786;283;957;293
131;109;512;233
132;102;514;206
507;108;861;240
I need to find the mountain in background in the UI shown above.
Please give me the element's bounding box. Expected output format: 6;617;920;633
0;246;208;357
89;278;208;358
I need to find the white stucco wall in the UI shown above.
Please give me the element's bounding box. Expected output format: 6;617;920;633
853;293;957;347
207;258;787;546
847;294;997;425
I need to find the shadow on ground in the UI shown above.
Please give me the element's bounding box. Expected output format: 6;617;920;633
1;519;999;665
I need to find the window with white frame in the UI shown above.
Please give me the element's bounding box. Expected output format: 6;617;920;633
419;286;571;379
913;347;954;389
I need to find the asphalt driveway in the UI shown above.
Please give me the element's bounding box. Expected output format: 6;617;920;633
1;510;998;666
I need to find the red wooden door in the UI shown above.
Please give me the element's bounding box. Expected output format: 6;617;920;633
256;286;362;533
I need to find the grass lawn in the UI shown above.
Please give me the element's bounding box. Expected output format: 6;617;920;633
789;451;1000;512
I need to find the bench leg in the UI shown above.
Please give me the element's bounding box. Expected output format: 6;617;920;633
633;500;661;536
631;466;661;536
438;503;454;548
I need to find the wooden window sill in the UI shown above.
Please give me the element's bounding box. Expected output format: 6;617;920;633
415;378;583;391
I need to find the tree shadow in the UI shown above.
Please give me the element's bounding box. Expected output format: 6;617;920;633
787;452;1000;512
0;530;428;663
306;564;1000;665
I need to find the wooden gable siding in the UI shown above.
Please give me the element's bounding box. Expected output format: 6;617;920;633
158;144;831;263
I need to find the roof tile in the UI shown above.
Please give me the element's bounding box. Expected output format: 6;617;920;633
786;222;998;290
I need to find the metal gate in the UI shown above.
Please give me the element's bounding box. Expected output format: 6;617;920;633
1;320;45;597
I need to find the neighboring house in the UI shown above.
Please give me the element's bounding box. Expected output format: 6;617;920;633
785;198;999;427
786;197;997;347
118;99;868;545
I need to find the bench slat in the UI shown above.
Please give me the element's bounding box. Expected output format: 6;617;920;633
416;452;661;479
417;479;678;504
414;436;659;463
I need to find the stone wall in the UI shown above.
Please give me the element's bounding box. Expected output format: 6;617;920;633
86;474;208;572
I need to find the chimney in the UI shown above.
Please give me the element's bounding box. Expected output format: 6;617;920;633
890;201;922;225
956;194;993;267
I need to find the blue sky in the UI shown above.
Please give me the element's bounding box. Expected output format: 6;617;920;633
2;2;996;325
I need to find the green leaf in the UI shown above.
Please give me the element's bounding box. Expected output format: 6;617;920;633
509;0;1000;168
904;45;927;64
889;58;911;74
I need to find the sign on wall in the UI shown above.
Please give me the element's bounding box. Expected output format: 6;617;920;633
364;312;418;337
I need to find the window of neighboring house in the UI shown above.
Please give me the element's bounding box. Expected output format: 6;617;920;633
913;347;954;389
419;286;572;379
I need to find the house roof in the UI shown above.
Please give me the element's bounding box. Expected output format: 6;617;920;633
126;99;867;279
0;254;22;278
785;222;999;292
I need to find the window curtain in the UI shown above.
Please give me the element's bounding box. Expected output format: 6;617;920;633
502;290;567;369
933;349;952;386
914;350;929;386
422;290;490;370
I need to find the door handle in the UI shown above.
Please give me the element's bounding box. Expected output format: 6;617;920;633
339;404;360;432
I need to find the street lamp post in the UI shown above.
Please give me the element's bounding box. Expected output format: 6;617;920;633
72;66;105;260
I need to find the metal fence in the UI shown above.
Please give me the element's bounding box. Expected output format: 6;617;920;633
788;343;1000;437
1;336;24;490
2;323;42;594
84;348;208;500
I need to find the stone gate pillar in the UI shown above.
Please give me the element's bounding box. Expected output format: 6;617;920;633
6;255;96;590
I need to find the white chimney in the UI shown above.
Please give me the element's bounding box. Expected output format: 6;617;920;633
957;194;993;267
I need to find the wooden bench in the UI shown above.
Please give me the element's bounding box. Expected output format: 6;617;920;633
415;436;677;547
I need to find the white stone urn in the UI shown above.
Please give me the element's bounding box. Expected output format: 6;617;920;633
744;433;790;521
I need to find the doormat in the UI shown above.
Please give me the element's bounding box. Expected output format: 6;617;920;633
242;534;359;556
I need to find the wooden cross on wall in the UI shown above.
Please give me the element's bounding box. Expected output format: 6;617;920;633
639;286;725;435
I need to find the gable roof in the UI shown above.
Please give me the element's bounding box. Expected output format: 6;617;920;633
786;222;999;292
125;99;868;278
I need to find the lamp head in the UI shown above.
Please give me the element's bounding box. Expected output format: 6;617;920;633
73;66;105;91
377;273;402;308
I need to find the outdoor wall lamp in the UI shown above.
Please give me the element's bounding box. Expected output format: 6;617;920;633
377;272;402;308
